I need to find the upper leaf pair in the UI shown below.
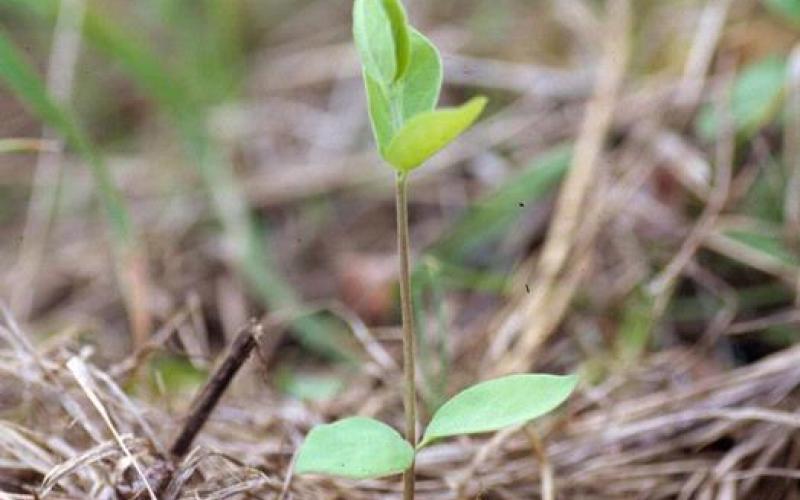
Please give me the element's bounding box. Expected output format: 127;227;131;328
353;0;487;173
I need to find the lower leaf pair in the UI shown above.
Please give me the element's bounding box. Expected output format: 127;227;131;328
295;373;576;480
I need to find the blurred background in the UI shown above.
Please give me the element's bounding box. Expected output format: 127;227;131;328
3;0;800;498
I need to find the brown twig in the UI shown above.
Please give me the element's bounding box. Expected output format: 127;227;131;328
169;320;263;459
524;426;555;500
784;45;800;307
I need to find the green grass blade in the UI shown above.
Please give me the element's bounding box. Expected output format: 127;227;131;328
0;29;133;246
696;55;787;140
430;144;572;262
4;0;354;360
765;0;800;26
615;288;656;365
0;28;151;343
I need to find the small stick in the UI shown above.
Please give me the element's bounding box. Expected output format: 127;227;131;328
784;46;800;307
524;426;555;500
169;321;262;459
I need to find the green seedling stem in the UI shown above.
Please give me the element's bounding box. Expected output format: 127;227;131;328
395;171;417;498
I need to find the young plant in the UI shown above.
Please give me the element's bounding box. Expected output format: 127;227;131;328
295;1;577;497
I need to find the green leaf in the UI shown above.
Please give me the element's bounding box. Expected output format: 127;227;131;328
765;0;800;25
295;417;414;479
420;374;577;448
364;29;442;153
364;73;395;152
430;145;572;262
697;55;787;140
380;0;411;81
615;288;655;364
394;29;443;121
149;356;207;397
739;153;786;223
725;228;799;266
276;368;344;402
385;96;487;172
353;0;410;86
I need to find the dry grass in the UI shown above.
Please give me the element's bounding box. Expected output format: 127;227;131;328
4;303;800;498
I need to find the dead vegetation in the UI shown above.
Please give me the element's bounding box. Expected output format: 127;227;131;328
3;0;800;498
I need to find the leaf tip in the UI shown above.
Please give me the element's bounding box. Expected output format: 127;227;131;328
470;95;489;111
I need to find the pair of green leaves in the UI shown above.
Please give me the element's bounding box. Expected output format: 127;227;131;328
354;0;487;172
295;374;576;479
291;0;573;483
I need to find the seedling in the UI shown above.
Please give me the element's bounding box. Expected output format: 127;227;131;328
295;1;577;497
